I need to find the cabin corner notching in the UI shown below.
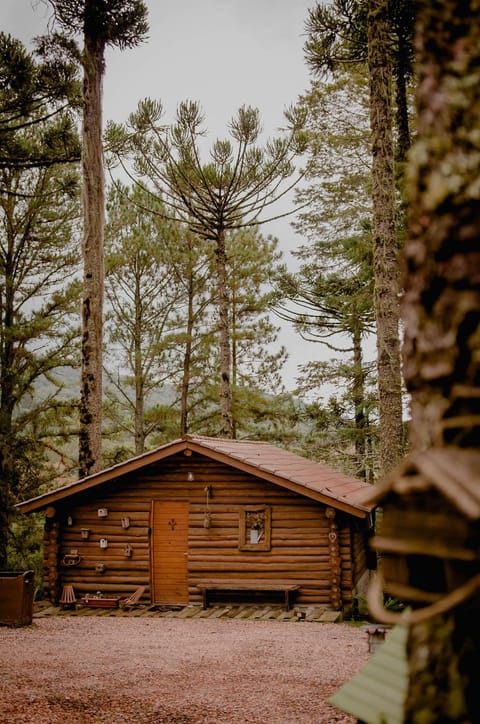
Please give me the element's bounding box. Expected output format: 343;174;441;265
17;435;376;612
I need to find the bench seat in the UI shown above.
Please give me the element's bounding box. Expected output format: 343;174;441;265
196;581;300;611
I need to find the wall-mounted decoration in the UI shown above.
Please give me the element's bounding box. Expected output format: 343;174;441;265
62;553;81;566
99;538;108;549
80;528;90;540
239;506;271;552
121;516;130;529
98;508;108;518
187;471;195;481
95;562;106;573
66;515;73;527
124;543;133;558
203;485;212;528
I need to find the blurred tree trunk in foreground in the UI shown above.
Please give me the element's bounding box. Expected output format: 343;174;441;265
403;0;480;720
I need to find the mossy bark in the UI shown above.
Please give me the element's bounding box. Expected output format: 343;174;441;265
78;31;105;478
403;0;480;720
367;0;404;476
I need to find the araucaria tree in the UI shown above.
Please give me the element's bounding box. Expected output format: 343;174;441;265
108;100;307;438
305;0;414;473
47;0;148;477
285;71;376;479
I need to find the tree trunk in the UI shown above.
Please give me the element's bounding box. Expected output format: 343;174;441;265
216;229;234;438
0;223;15;567
403;0;480;719
134;274;144;455
352;324;367;481
393;13;411;165
367;0;404;475
78;34;105;478
180;274;194;437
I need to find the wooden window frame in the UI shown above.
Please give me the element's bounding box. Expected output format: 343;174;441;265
238;505;271;552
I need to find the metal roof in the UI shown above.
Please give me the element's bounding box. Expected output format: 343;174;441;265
17;435;375;518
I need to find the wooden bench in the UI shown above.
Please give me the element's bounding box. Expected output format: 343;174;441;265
197;581;300;611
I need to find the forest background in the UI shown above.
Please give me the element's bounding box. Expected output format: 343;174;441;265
2;0;393;577
4;2;480;719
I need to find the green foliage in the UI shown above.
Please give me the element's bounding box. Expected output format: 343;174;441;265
305;0;368;75
106;98;307;238
0;32;81;174
106;103;306;438
275;73;377;478
305;0;415;88
47;0;149;50
7;514;45;598
103;182;212;451
0;104;81;564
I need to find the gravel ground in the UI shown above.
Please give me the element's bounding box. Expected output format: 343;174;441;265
0;616;368;723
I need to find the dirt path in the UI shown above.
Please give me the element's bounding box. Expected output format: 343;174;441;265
0;616;368;723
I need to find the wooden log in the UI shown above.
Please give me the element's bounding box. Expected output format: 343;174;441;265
62;574;147;585
70;582;150;594
187;553;329;565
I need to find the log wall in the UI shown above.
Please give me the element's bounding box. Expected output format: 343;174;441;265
46;451;368;607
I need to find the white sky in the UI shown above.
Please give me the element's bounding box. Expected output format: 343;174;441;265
1;0;328;392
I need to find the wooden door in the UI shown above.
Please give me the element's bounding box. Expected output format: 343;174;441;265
151;500;189;604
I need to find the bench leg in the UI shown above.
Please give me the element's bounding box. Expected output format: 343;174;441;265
202;589;208;610
285;590;290;611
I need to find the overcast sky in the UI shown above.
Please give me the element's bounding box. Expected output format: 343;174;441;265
1;0;322;391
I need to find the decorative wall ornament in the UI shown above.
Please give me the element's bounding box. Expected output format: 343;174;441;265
95;562;106;573
99;538;108;549
81;528;90;540
239;506;271;552
121;516;130;529
66;515;73;527
62;553;81;566
124;543;133;558
203;485;212;528
97;508;108;518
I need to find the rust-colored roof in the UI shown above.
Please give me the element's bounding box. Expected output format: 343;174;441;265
17;435;375;518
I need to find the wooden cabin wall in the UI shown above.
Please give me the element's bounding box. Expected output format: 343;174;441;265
351;525;369;586
51;451;358;607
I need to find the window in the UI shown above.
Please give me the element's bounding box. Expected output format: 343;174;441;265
239;505;271;552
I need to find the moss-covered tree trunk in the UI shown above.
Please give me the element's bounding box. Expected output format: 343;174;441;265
367;0;404;476
403;0;480;719
78;30;105;478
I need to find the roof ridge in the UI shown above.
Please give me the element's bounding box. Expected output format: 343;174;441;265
186;434;269;445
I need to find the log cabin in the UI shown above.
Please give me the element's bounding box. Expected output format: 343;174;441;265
17;435;376;613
